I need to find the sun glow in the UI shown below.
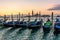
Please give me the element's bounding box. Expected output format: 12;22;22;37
0;0;60;16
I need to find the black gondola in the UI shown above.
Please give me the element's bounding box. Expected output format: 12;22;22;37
4;21;15;27
4;14;15;27
54;18;60;34
15;13;28;28
28;19;42;29
43;19;52;32
15;20;28;28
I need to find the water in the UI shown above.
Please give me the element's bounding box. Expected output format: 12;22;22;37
0;17;60;40
0;26;60;40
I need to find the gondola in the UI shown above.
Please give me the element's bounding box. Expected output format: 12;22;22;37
54;19;60;34
43;23;51;32
15;13;28;28
4;14;15;27
14;20;20;27
4;21;15;27
15;20;28;28
43;19;52;32
54;22;60;31
28;19;42;29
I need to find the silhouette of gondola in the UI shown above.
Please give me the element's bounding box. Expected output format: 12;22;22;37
4;14;15;27
15;13;28;28
54;18;60;35
28;12;42;29
43;19;52;32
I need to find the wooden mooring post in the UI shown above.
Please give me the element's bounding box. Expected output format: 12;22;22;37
51;12;54;29
11;14;13;22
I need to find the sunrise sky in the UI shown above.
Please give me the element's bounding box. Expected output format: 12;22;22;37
0;0;60;15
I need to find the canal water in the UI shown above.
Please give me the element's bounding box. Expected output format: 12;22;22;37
0;17;60;40
0;26;60;40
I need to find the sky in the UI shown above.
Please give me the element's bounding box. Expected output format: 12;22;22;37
0;0;60;15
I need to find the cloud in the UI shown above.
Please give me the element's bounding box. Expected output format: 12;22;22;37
48;4;60;10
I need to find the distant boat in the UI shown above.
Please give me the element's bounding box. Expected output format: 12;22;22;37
43;19;52;32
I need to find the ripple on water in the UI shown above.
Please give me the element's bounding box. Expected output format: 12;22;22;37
0;27;12;40
0;27;60;40
14;28;32;40
28;28;43;40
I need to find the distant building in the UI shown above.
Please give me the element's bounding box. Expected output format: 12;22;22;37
34;13;39;17
56;15;60;17
41;15;50;17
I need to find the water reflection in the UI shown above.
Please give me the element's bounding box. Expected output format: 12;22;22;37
53;34;60;40
1;27;19;40
0;27;60;40
28;28;40;40
54;30;60;36
12;27;28;40
42;29;50;40
0;26;10;31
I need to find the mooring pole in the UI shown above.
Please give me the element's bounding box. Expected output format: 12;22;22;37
11;14;13;22
28;13;30;22
22;14;24;21
35;12;38;21
27;13;30;26
19;12;20;21
39;11;41;21
51;12;54;28
17;14;18;21
4;15;6;22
